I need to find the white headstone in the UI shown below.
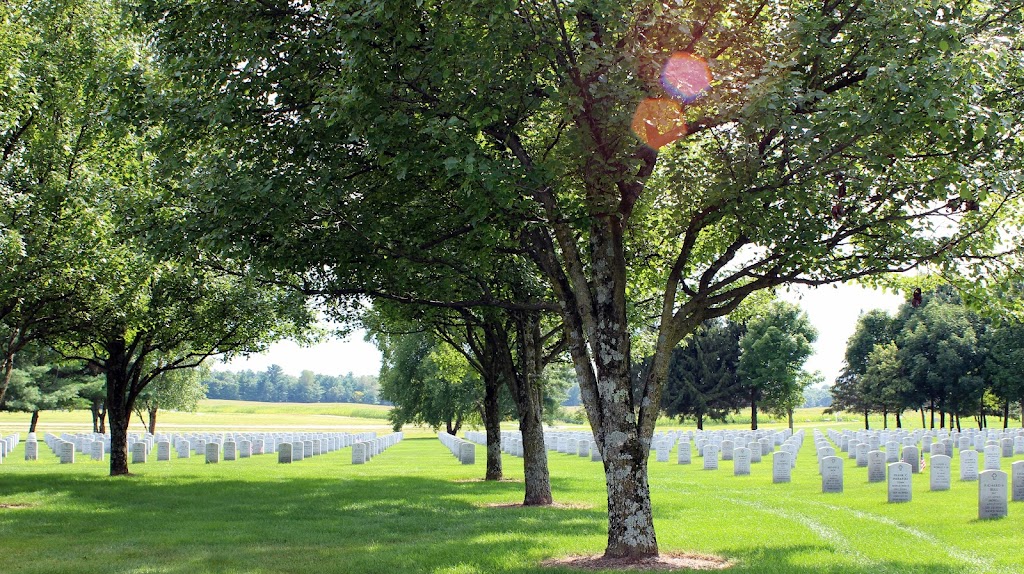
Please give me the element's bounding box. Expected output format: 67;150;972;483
677;442;691;464
930;455;951;491
91;441;104;461
1001;438;1014;458
856;443;869;467
747;441;761;463
278;442;293;464
901;445;920;473
979;470;1008;519
157;441;170;461
772;451;792;484
960;449;979;481
1012;461;1024;502
821;456;843;493
459;442;475;464
888;462;912;503
578;440;590;458
868;450;887;483
733;447;751;476
721;440;735;461
239;440;251;458
60;441;75;464
25;441;38;461
205;442;220;464
703;445;719;470
984;445;1001;471
292;442;304;461
885;441;900;463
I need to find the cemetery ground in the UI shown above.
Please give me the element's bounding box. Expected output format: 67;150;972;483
1;404;1022;574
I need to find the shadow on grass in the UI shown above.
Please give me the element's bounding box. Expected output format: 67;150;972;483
0;471;606;574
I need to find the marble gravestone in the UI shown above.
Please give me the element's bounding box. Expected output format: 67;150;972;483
677;443;691;465
131;442;148;464
748;441;762;463
772;451;792;484
703;445;719;470
821;456;843;493
733;447;751;476
888;462;912;503
979;470;1008;520
91;441;104;461
278;442;293;464
901;445;920;474
961;449;979;481
930;455;951;491
24;441;38;461
867;451;887;483
1012;461;1024;503
205;441;220;464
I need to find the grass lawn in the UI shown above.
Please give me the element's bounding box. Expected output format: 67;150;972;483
1;407;1023;573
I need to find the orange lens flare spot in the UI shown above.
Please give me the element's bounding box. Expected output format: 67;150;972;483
631;98;687;150
661;52;712;103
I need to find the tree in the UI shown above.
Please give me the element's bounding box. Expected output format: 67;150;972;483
375;330;481;436
145;0;1024;559
829;309;899;427
860;342;913;429
0;0;133;406
983;321;1024;427
660;318;745;429
738;301;817;430
134;362;207;434
2;348;99;432
897;291;985;429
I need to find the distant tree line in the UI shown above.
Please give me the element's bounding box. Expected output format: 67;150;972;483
203;366;382;405
829;286;1024;430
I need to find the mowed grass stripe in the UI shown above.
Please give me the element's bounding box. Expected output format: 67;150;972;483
2;429;1024;573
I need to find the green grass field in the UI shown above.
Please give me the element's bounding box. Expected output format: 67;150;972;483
1;402;1023;573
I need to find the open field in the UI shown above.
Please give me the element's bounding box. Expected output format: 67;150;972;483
2;402;1024;573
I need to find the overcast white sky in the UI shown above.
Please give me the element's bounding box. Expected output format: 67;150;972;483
220;282;906;385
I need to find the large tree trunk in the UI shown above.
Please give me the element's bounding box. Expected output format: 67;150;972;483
895;411;902;428
1003;401;1010;429
90;399;107;434
750;393;759;431
482;372;503;481
29;410;40;433
864;409;869;430
883;409;888;429
939;409;945;429
929;399;935;429
148;406;158;435
920;407;926;428
0;354;14;408
602;418;655;558
107;394;131;476
696;412;703;431
105;337;138;476
787;408;794;431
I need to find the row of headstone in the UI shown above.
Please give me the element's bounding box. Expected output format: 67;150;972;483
350;433;403;465
463;430;530;458
0;433;19;463
815;429;1024;518
16;430;374;466
827;427;1024;458
439;432;477;464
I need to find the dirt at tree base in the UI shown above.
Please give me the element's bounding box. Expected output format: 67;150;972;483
540;552;732;571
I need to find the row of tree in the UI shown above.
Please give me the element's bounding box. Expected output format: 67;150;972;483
657;300;818;430
5;0;1022;560
203;367;382;405
830;286;1024;430
1;0;315;476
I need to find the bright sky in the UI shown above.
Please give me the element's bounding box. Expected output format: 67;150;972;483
779;282;904;386
219;282;905;385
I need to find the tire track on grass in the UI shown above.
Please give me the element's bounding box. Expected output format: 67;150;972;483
712;494;883;571
799;499;996;573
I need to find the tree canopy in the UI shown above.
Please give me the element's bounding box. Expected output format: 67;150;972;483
143;0;1024;559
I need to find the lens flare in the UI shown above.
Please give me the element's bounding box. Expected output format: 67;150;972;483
660;52;712;103
631;98;687;150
